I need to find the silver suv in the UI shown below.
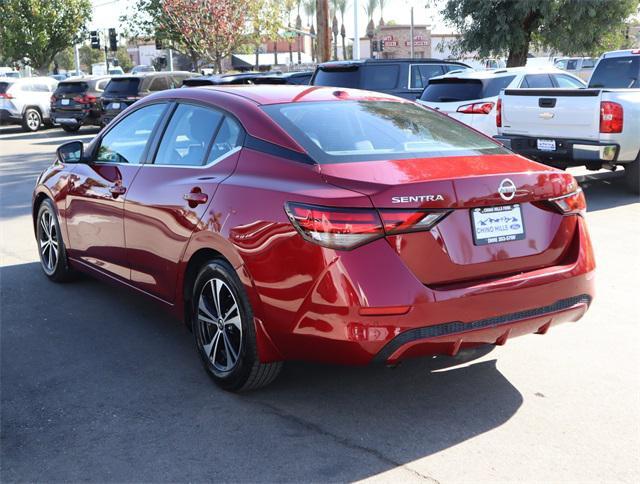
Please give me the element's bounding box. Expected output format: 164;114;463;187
0;77;58;132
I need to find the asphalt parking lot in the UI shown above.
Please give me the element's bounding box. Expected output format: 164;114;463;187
1;125;639;483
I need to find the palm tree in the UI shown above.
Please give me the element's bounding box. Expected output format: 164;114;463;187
364;0;377;57
337;0;349;59
303;0;316;26
364;0;377;21
378;0;386;26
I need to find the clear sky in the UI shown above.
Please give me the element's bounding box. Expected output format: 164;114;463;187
90;0;453;37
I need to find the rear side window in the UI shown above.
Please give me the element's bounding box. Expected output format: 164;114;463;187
0;82;12;94
589;56;640;88
312;67;360;88
566;60;578;70
362;64;399;90
582;58;596;68
154;104;223;166
263;100;507;164
148;76;170;91
104;78;141;95
410;64;445;89
521;74;554;88
55;82;88;95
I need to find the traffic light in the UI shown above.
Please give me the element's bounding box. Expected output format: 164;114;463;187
90;31;100;49
108;28;117;51
379;40;384;52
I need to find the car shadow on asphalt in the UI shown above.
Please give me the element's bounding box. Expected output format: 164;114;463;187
577;170;639;211
0;126;100;141
0;261;523;482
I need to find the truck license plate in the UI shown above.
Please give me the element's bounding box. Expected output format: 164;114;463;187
471;204;525;245
537;139;556;151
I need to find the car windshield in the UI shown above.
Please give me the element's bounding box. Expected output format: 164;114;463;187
263;100;507;164
104;78;140;95
589;56;640;88
421;76;516;102
56;82;88;94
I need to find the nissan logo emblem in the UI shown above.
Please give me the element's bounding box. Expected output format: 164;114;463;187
498;178;517;201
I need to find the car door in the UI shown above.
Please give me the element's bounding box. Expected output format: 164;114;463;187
123;102;244;302
65;102;168;280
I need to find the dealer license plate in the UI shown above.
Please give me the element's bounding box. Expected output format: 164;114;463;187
471;204;525;245
537;139;556;151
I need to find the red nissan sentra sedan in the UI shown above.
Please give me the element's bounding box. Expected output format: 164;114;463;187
33;85;595;391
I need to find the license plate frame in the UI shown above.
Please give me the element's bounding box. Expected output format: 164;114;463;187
537;139;556;151
471;204;526;246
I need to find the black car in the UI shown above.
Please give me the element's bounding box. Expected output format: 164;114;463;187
100;71;192;125
50;76;111;132
182;70;313;87
311;58;471;100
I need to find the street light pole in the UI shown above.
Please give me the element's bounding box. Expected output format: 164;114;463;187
353;0;360;59
410;6;414;59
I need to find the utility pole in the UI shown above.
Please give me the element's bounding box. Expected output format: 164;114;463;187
410;6;414;59
74;44;80;75
168;48;174;71
353;0;360;59
316;0;330;62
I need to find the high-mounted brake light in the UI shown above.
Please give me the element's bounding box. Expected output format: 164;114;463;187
457;102;494;115
496;98;502;127
548;189;587;216
600;101;623;133
285;203;450;250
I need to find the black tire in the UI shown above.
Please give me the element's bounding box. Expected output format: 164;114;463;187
61;123;80;133
624;157;640;195
22;108;42;132
192;259;282;392
36;199;75;282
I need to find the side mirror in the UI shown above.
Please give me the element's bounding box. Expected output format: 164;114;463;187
57;140;84;163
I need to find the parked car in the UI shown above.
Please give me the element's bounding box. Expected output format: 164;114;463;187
131;65;155;74
0;76;58;131
50;76;112;132
554;57;597;82
182;72;286;87
50;74;68;81
311;58;471;99
0;67;20;78
277;70;313;85
34;85;594;391
99;71;192;125
418;67;585;137
495;49;640;193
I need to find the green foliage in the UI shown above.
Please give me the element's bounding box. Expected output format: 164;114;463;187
115;46;134;72
441;0;639;67
79;44;104;71
0;0;92;71
54;48;76;71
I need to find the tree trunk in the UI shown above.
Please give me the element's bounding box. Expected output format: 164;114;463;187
316;0;330;62
255;46;259;70
506;10;540;67
341;34;346;60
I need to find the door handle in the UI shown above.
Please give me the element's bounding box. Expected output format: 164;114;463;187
183;188;208;208
109;184;126;197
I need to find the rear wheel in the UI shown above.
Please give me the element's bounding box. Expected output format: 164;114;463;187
61;124;80;133
36;199;75;282
192;259;282;392
624;157;639;195
22;108;42;132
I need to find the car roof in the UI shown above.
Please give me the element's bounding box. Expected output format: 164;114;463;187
178;85;406;105
601;49;640;58
429;65;569;81
318;58;470;68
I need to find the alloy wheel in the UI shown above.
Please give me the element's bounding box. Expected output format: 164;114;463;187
39;209;59;274
26;111;40;130
197;278;243;372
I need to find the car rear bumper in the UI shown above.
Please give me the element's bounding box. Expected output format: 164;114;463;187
51;108;100;126
257;216;595;365
495;134;619;167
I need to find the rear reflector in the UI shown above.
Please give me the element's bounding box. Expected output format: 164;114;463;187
457;102;494;114
548;189;587;216
600;101;623;133
285;202;450;250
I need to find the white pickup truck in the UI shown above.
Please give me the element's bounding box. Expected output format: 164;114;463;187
495;49;640;193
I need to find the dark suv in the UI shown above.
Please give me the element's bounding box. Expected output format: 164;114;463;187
100;71;192;125
311;58;470;99
50;76;111;132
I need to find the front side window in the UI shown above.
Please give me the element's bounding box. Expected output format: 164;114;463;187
95;103;166;164
263;100;507;164
154;104;223;166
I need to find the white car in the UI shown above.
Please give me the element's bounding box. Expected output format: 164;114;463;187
0;76;58;132
417;67;585;137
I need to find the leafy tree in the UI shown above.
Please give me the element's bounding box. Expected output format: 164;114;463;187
246;0;287;68
0;0;92;72
115;46;134;72
54;48;76;71
442;0;639;67
79;44;104;72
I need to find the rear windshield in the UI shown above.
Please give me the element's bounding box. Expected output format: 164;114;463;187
0;82;12;94
589;56;640;88
104;78;141;95
421;76;516;102
312;67;360;88
55;82;88;94
263;100;507;164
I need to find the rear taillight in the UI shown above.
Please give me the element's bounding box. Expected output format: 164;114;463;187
50;95;57;104
285;202;450;250
600;101;623;133
457;102;494;115
496;98;502;127
0;93;14;99
73;94;97;104
548;189;587;216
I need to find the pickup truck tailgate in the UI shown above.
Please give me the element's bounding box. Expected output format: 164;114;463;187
501;89;601;140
